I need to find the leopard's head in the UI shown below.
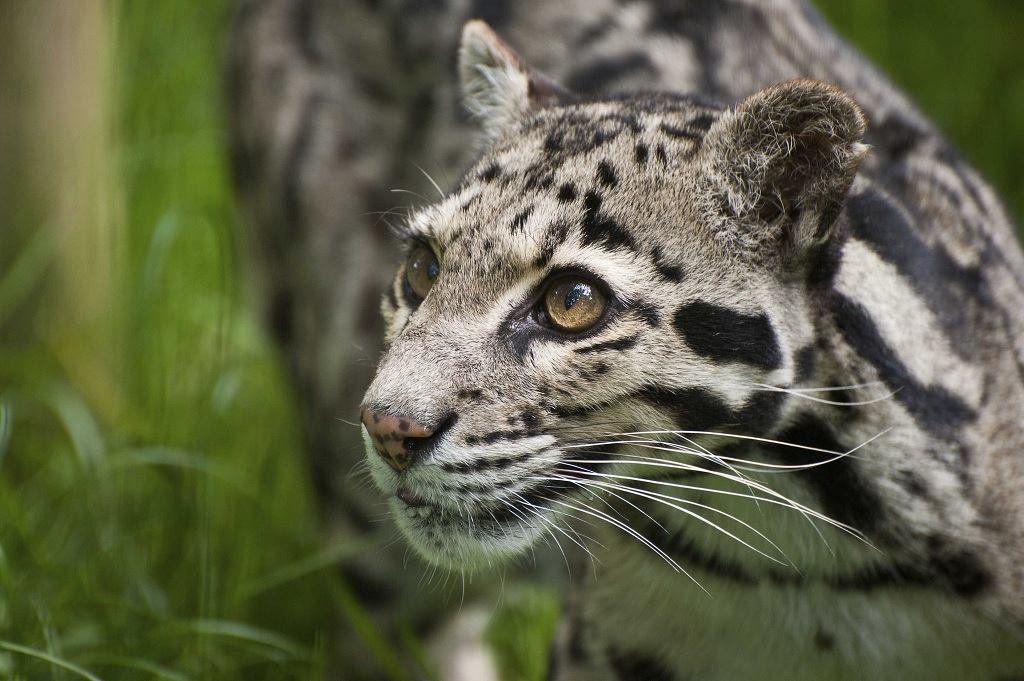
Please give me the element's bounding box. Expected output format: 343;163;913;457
360;21;867;568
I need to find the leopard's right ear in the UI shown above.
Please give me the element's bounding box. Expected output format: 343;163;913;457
458;20;572;144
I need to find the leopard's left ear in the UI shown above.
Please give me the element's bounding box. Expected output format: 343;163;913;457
458;20;572;144
700;79;868;254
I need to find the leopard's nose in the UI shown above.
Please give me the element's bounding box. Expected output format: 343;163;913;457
360;407;435;472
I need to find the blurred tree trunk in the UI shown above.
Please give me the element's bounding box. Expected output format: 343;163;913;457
0;0;120;418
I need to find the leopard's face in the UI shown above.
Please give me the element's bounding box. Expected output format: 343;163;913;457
359;23;865;568
360;94;858;567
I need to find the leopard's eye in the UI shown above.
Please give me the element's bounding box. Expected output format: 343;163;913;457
406;244;440;301
543;276;607;333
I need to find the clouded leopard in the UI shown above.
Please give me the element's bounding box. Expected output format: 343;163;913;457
228;0;1024;678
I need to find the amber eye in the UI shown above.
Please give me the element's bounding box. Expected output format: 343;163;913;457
405;244;440;301
543;277;607;333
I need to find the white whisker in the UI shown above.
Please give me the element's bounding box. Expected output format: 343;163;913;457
752;383;897;406
755;380;886;394
537;491;709;592
563;455;866;544
414;163;446;198
389;187;430;201
507;492;600;575
558;462;667;532
547;471;792;567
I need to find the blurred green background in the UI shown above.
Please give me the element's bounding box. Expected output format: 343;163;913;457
0;1;1021;679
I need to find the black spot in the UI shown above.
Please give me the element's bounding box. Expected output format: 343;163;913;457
689;112;715;131
634;143;649;166
511;206;534;232
651;245;685;282
544;133;563;154
535;220;571;269
522;162;554;191
766;414;883;531
654;144;668;165
549;399;599;419
607;647;674;681
450;451;540;479
479;162;501;182
566;53;657;93
575;334;639;354
637;386;734;431
534;247;555;269
520;409;540;429
830;292;975;439
580;191;637;251
794;345;816;382
928;539;990;596
897;470;928;497
597;160;618;188
458;388;484;401
557;182;577;203
541;110;639;157
674;301;782;370
478;429;528;445
634;302;660;326
737;390;787;435
534;249;555;270
870;114;926;159
533;175;554;189
658;122;701;141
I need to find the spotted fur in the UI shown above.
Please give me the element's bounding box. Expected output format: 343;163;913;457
228;1;1024;679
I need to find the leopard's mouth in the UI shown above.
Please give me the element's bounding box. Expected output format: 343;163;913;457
391;484;541;534
361;423;578;566
387;477;568;568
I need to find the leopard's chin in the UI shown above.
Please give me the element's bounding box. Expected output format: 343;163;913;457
390;496;547;569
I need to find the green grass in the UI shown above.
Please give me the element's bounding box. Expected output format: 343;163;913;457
0;1;1021;680
0;2;354;678
817;0;1024;222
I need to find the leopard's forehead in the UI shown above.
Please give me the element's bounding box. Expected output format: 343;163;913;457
403;96;724;305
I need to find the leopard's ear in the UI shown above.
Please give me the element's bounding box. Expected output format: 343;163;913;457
700;79;868;254
458;20;572;144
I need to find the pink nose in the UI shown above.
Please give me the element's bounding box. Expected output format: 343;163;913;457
360;407;434;472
